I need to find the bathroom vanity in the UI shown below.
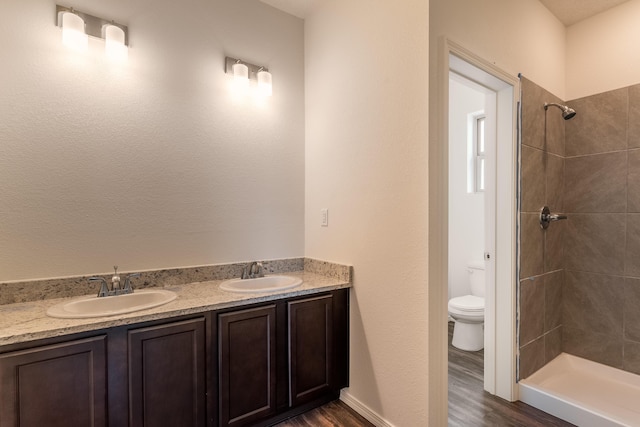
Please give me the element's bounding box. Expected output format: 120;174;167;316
0;269;350;427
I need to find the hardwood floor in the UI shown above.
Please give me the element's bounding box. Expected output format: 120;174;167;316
448;322;575;426
276;323;576;426
274;399;374;427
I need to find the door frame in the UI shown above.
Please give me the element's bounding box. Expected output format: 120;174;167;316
428;38;519;424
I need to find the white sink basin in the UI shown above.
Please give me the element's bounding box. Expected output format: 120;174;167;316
220;275;302;293
46;289;177;319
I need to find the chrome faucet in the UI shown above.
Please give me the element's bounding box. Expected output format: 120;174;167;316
241;261;264;279
122;273;140;293
89;267;140;297
89;277;110;298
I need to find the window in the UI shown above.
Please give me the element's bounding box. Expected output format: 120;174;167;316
474;115;485;192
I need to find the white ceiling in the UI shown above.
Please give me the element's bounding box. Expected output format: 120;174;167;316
261;0;631;26
259;0;313;19
539;0;631;26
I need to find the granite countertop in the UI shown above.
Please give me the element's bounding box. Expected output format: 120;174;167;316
0;271;350;347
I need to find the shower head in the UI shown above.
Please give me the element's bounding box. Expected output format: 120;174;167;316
544;102;576;120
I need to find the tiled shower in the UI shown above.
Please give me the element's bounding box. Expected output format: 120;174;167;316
519;77;640;379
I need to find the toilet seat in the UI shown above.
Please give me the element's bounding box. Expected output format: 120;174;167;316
448;295;484;313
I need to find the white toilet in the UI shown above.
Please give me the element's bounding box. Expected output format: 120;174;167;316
448;263;485;351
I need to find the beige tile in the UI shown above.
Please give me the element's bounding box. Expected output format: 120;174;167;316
519;336;545;380
521;77;546;150
544;271;563;332
563;270;624;336
520;276;545;346
623;341;640;375
564;213;625;275
544;218;565;273
520;213;544;279
545;100;566;157
563;326;623;369
628;149;640;212
629;84;640;148
625;214;640;276
521;146;545;213
564;151;627;213
624;277;640;342
546;153;564;212
545;327;562;364
566;88;629;156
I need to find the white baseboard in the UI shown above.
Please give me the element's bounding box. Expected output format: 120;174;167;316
339;389;395;427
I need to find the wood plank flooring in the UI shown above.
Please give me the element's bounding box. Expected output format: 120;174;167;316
448;322;575;426
276;324;576;426
274;399;374;427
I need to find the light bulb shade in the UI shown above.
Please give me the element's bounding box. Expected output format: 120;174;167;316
61;12;88;52
232;62;249;88
104;24;128;60
257;70;273;97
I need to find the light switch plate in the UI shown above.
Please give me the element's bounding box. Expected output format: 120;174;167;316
321;208;328;227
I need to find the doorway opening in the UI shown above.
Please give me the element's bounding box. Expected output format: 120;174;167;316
429;40;520;424
447;46;518;399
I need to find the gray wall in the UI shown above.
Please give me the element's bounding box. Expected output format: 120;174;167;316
519;77;640;378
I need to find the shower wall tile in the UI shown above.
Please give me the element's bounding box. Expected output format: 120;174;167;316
521;77;564;156
521;146;545;212
564;213;625;275
546;153;564;212
519;336;545;380
520;213;544;279
566;88;629;156
522;80;640;377
521;77;546;150
623;341;640;375
545;327;562;363
627;149;640;211
564;151;627;213
563;270;624;336
624;277;640;342
520;276;544;345
625;214;640;276
563;326;623;369
544;270;562;332
545;102;566;157
519;77;566;379
544;219;565;272
629;84;640;148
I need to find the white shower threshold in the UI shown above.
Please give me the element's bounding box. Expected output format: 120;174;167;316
519;353;640;427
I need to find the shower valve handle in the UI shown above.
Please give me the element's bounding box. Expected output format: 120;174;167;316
540;206;567;229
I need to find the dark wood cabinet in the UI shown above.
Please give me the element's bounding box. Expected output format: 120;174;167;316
218;305;277;427
128;317;206;427
217;290;349;427
288;295;333;406
0;288;349;427
0;335;107;427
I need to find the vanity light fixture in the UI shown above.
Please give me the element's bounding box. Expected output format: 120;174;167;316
232;60;250;90
225;56;273;96
257;68;273;97
104;24;128;60
56;5;129;58
60;9;88;52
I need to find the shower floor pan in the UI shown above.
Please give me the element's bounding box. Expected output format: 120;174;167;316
519;353;640;427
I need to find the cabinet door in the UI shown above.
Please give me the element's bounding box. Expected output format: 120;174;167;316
218;305;277;427
0;335;107;427
288;294;333;406
128;318;206;427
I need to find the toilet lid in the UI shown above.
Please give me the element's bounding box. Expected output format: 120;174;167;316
449;295;484;312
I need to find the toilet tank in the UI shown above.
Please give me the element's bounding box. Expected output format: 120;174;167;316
468;262;485;297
